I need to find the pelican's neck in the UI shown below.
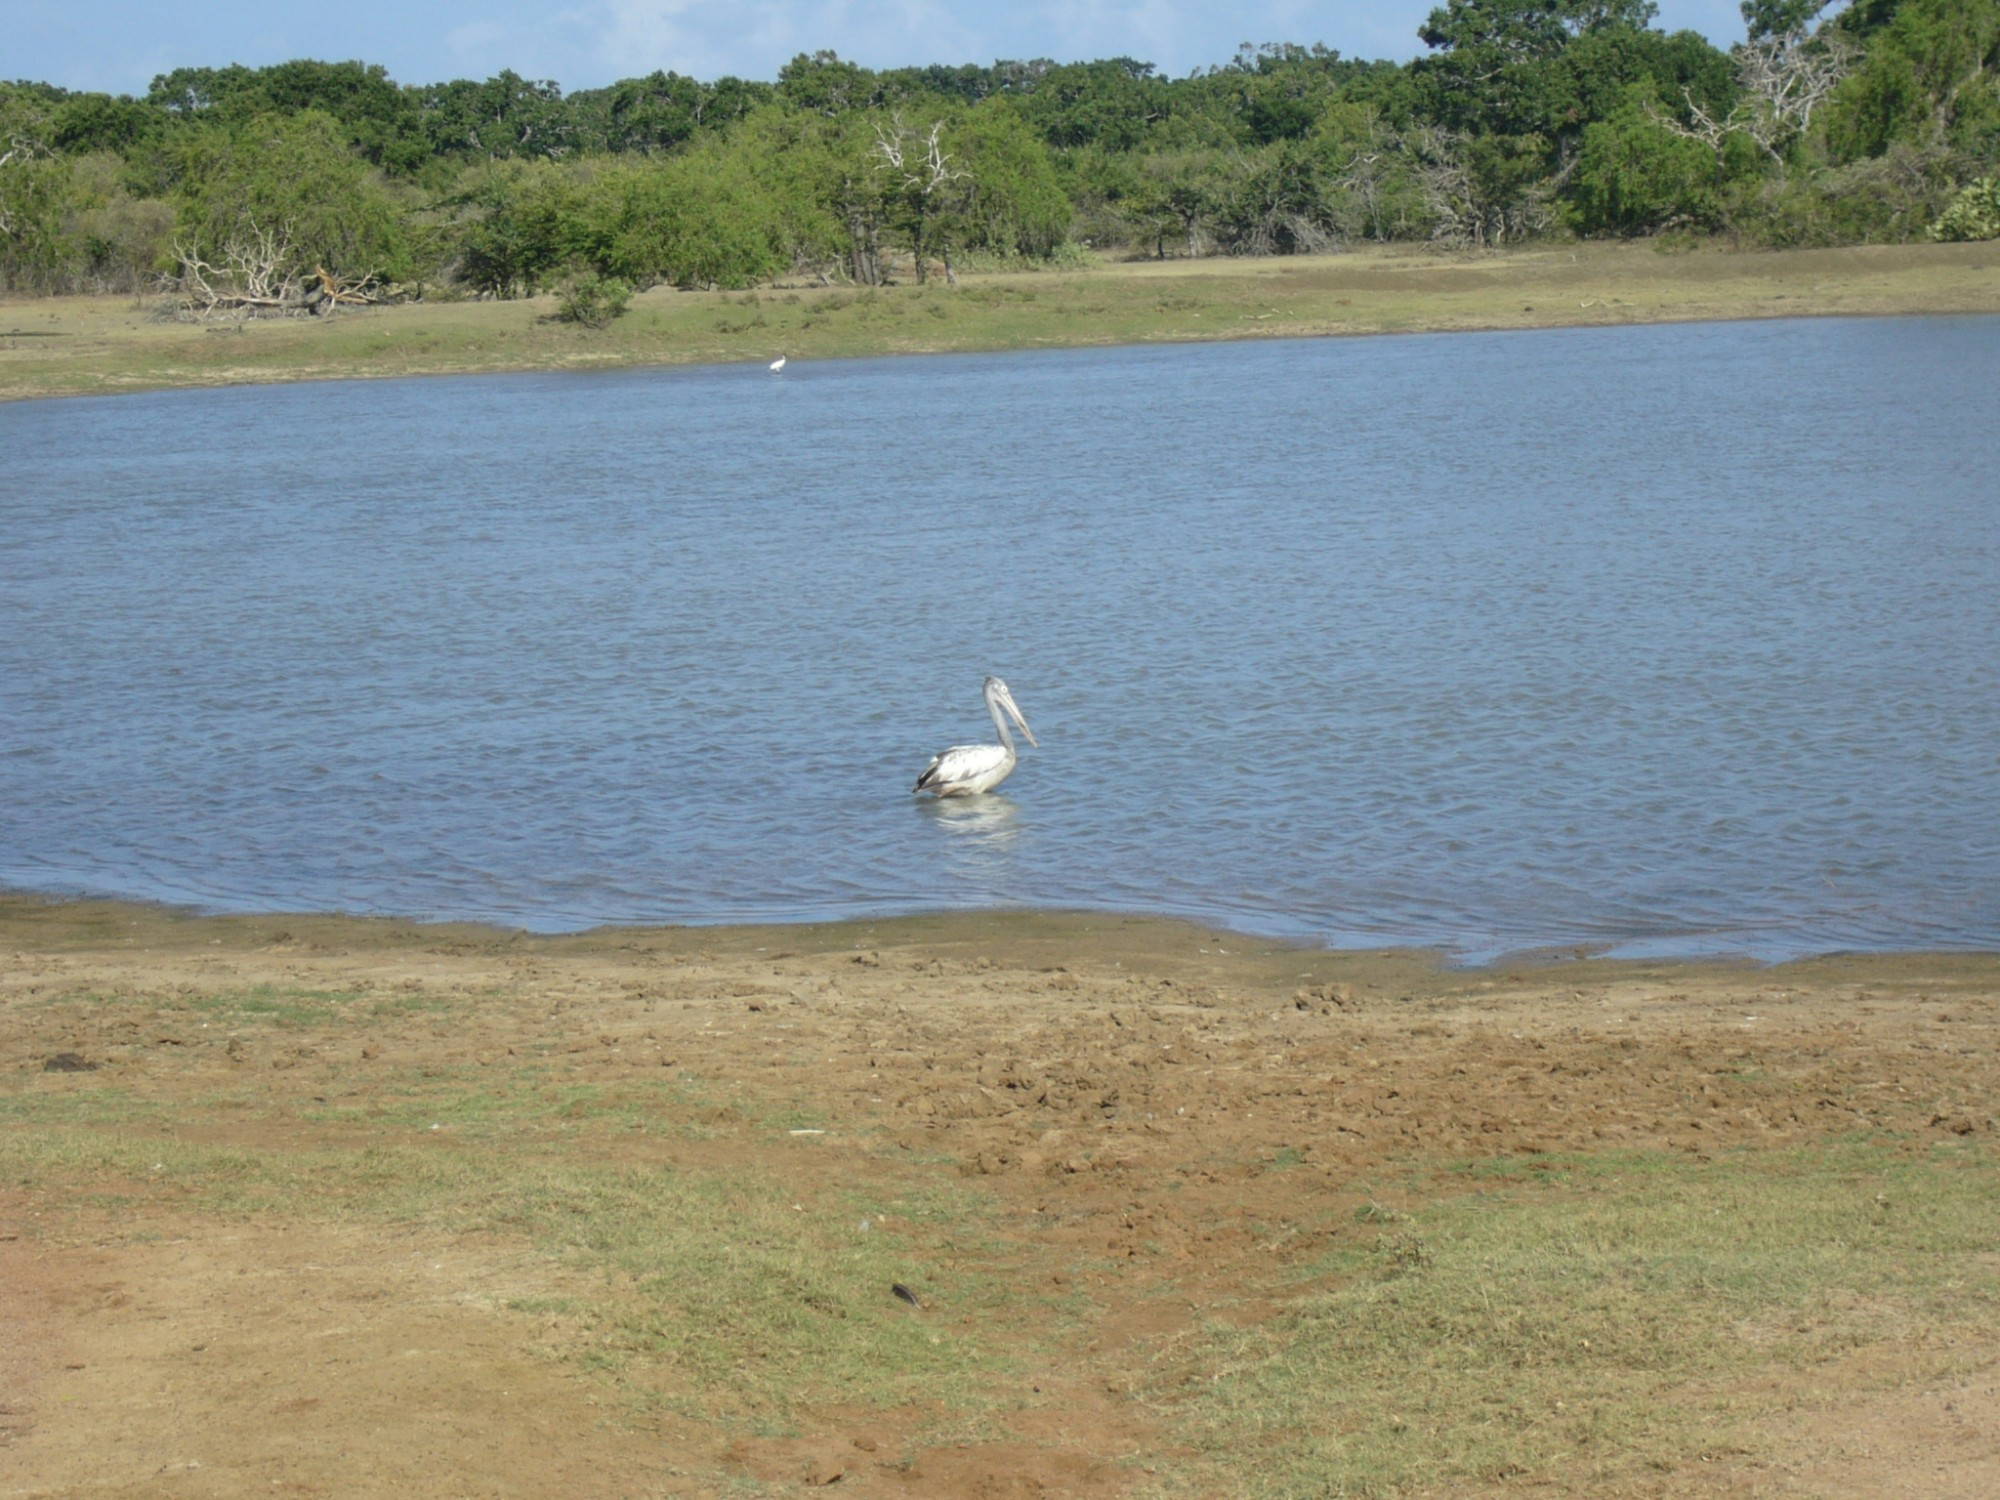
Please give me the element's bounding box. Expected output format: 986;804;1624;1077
986;687;1015;752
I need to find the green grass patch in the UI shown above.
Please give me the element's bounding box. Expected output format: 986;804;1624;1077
187;984;366;1026
0;1083;172;1128
0;1116;1028;1426
293;1069;792;1146
1159;1141;2000;1497
47;982;465;1028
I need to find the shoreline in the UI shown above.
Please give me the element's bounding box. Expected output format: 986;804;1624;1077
5;888;1994;979
6;239;1999;403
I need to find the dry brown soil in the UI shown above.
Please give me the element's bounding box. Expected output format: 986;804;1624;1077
4;897;1997;1497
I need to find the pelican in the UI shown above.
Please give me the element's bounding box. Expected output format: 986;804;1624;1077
769;355;787;372
914;676;1038;796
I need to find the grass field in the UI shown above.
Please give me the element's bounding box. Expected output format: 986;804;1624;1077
5;238;1999;402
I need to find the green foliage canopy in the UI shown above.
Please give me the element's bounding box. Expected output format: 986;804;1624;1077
5;3;1999;297
171;110;410;278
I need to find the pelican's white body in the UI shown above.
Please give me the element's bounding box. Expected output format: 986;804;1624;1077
769;355;787;372
915;677;1037;796
916;741;1018;796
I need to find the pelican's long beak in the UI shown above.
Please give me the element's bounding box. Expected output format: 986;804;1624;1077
1004;694;1038;748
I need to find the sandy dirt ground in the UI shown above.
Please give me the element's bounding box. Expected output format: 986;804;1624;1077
3;897;1997;1497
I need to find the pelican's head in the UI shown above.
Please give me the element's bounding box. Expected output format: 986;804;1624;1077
984;675;1038;748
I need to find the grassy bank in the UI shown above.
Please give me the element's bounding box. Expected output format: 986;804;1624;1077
5;901;1997;1496
6;239;1999;403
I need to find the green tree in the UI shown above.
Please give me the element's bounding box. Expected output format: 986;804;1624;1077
702;75;778;132
1568;85;1734;232
574;71;707;153
1127;148;1227;256
1821;0;2000;162
61;151;174;291
777;51;880;116
1012;59;1170;152
724;105;859;275
147;65;259;116
250;60;428;173
949;101;1072;258
552;269;631;326
171;110;410;279
1419;0;1661;52
576;148;788;290
1742;0;1827;42
411;72;576;160
1414;0;1689;144
49;92;164;155
0;93;74;290
443;158;585;295
1207;47;1352;144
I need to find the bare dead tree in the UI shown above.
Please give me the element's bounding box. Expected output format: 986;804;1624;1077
1322;110;1413;245
173;222;384;320
1518;146;1578;241
1337;148;1392;242
1411;127;1546;248
1406;127;1567;249
1232;197;1342;257
0;131;49;239
1410;128;1481;248
175;224;300;317
1654;25;1854;171
1736;27;1854;154
871;113;970;285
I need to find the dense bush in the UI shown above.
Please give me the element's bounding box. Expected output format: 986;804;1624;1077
553;269;632;326
170;110;413;279
1931;175;2000;239
1569;92;1732;236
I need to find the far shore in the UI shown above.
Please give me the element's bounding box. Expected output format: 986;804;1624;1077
5;238;1998;403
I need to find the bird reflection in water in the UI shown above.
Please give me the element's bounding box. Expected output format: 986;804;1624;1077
918;792;1021;847
915;793;1023;893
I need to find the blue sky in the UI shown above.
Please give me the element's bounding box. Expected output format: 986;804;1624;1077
15;1;1754;97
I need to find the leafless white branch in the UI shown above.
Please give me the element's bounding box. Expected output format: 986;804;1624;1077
1651;25;1854;169
0;131;49;238
871;114;968;194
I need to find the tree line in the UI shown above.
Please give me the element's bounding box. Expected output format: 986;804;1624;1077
3;0;1996;302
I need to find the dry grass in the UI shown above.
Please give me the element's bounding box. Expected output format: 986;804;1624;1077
5;239;1998;403
1157;1141;2000;1497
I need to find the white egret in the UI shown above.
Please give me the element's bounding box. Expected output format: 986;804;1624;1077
914;676;1038;796
770;355;787;372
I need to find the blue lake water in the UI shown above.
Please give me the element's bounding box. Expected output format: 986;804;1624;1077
4;315;1998;962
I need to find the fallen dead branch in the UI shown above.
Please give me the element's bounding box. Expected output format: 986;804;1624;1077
172;224;387;320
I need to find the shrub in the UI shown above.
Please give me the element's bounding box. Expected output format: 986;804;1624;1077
553;270;632;327
1931;176;2000;240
